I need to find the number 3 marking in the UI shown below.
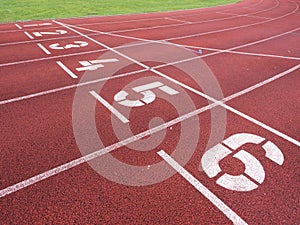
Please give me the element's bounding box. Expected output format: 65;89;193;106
49;41;88;50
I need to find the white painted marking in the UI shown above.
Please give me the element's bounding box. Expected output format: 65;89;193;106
262;141;284;165
2;24;299;68
159;85;179;95
49;43;65;50
79;61;92;67
76;63;104;71
1;0;296;199
202;134;268;192
0;91;219;198
132;81;163;92
24;31;34;39
115;89;156;107
222;64;300;102
224;105;300;148
47;0;290;47
114;81;179;108
234;150;265;184
0;0;278;39
0;72;293;198
33;21;300;147
216;173;258;192
181;41;300;61
56;61;78;79
0;68;148;106
223;133;265;150
158;150;248;225
76;58;118;71
0;0;266;36
65;41;88;49
164;17;192;24
50;41;88;50
33;30;67;37
147;66;300;148
218;11;271;20
0;49;107;67
201;143;232;178
15;24;22;29
90;59;119;64
166;3;298;41
90;90;129;123
37;43;51;55
23;23;52;27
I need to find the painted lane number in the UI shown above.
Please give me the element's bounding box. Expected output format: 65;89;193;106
114;81;179;107
49;41;88;50
33;30;67;37
201;133;284;192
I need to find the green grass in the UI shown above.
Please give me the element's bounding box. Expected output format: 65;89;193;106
0;0;239;23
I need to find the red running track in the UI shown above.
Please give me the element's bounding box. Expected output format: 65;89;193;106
0;0;299;224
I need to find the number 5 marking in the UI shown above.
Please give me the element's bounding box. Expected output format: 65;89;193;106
114;81;179;107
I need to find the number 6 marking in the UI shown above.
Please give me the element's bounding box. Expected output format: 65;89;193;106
201;133;284;192
114;81;179;107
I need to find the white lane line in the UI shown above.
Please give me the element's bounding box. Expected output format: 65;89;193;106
37;43;51;55
22;23;52;28
89;90;129;124
15;24;22;29
1;0;261;35
56;61;78;79
1;25;299;105
24;31;34;40
223;0;279;15
58;8;298;61
227;27;300;51
164;17;192;24
0;68;147;106
1;63;299;198
54;20;300;148
0;33;101;47
0;0;277;47
217;11;272;20
2;17;297;69
0;0;288;67
168;26;300;60
112;0;280;36
225;103;300;147
209;48;300;60
157;150;248;225
150;67;300;148
223;64;300;102
110;14;240;34
0;49;107;67
166;3;298;41
1;54;297;108
0;8;298;103
53;20;152;69
0;99;217;198
0;14;239;47
180;43;300;60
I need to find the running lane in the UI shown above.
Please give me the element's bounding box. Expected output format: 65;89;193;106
0;0;299;224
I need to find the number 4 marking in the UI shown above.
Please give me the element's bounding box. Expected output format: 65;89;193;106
114;81;179;107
